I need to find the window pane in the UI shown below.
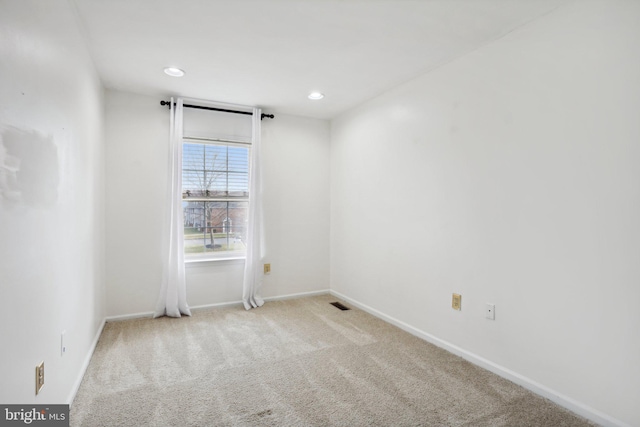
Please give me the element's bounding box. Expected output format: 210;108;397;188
183;201;205;254
182;141;249;258
183;200;248;257
228;146;249;172
206;145;227;171
182;143;249;198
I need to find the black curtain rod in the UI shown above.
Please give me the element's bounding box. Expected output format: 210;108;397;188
160;100;274;120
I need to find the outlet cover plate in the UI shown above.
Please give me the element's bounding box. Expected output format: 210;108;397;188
35;361;44;395
486;304;495;320
452;293;461;311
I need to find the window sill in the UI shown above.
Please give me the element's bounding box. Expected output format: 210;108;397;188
185;256;246;266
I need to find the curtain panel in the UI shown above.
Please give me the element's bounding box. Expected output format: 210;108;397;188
242;108;264;310
154;98;192;318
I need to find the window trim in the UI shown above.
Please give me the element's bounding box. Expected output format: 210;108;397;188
184;255;246;265
183;136;251;146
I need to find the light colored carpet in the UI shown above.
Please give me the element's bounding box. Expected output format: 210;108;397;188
71;295;594;426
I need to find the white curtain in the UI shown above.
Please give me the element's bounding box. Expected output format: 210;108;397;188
154;97;192;318
242;108;264;310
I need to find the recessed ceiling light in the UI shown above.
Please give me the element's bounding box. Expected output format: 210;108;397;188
308;92;324;100
164;67;185;77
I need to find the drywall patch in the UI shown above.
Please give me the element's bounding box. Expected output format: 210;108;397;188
0;126;59;207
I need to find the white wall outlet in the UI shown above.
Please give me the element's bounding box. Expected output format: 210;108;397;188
61;330;66;356
486;304;495;320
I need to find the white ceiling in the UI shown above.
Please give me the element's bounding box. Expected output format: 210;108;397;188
72;0;566;120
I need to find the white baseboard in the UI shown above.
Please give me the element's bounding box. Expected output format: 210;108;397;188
68;318;105;406
263;289;330;302
189;290;331;312
329;290;628;427
105;311;154;322
190;300;244;311
110;290;333;316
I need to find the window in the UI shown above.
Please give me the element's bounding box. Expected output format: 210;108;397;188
182;141;249;259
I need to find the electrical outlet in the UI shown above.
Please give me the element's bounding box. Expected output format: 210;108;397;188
486;304;495;320
35;361;44;395
263;263;271;274
452;293;461;311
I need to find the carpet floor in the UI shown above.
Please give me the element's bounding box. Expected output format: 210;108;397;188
70;295;594;426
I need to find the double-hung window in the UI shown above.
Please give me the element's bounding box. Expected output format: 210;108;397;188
182;140;249;260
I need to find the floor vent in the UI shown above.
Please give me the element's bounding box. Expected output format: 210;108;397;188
330;302;351;311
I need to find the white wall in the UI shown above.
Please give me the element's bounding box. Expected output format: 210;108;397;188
105;91;330;316
104;91;169;316
261;114;331;298
330;1;640;426
0;0;106;404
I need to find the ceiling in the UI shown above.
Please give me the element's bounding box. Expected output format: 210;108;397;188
71;0;566;120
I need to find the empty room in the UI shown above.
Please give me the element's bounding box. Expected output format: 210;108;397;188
1;0;638;426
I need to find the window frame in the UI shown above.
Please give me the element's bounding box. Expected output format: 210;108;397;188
181;136;251;262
